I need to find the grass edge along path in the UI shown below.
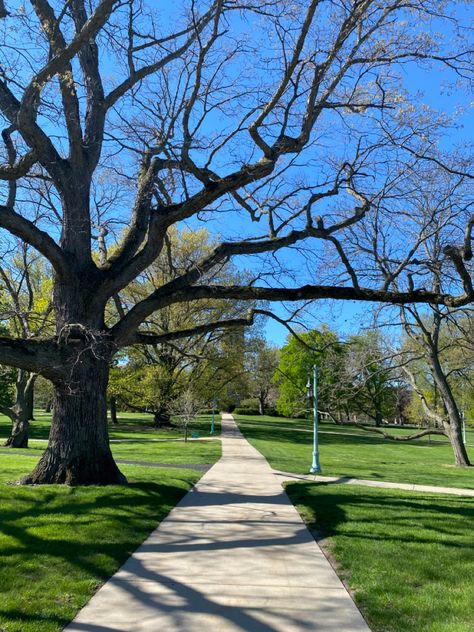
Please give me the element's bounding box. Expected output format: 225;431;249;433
285;481;474;632
235;415;474;490
0;455;218;632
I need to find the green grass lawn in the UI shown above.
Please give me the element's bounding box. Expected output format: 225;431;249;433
0;411;221;468
236;414;474;444
0;438;221;468
0;411;222;632
0;451;218;632
0;411;220;443
235;415;474;489
286;482;474;632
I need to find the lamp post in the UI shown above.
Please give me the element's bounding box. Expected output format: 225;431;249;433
210;398;217;435
306;364;321;474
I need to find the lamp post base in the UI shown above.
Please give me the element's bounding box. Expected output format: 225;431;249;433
310;451;321;474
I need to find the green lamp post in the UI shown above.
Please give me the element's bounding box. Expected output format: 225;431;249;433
306;364;321;474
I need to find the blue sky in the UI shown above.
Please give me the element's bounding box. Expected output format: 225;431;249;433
263;13;474;346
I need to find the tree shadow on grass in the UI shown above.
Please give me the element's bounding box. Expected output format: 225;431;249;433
0;478;196;631
285;481;474;548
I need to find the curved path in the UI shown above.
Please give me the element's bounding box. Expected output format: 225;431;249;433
65;414;370;632
274;471;474;497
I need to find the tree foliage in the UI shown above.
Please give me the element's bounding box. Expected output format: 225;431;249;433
275;329;345;418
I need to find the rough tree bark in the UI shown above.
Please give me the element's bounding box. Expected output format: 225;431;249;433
153;407;172;428
22;349;126;485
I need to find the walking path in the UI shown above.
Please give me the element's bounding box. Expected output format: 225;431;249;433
273;472;474;497
65;414;370;632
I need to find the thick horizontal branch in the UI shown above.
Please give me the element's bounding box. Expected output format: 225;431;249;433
111;282;472;346
0;205;71;278
99;156;277;298
0;337;64;381
0;404;15;422
101;176;363;301
0;150;37;180
123;312;255;347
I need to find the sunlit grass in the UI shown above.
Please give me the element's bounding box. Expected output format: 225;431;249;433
0;456;211;632
0;411;222;632
286;482;474;632
0;411;220;443
235;415;474;488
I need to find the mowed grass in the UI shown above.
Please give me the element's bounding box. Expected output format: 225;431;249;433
0;411;221;467
0;455;216;632
0;411;220;443
235;415;474;489
0;412;222;632
286;482;474;632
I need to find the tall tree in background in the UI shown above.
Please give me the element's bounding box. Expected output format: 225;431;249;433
108;227;253;424
401;307;472;465
0;243;52;446
344;331;397;427
394;170;473;465
246;339;279;415
0;1;472;484
276;329;345;418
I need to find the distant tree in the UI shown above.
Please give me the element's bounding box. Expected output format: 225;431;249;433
0;245;52;446
275;329;345;418
167;386;203;443
401;309;473;466
394;170;473;466
108;228;254;424
0;359;15;411
344;331;398;426
109;359;184;427
246;339;279;415
194;325;251;411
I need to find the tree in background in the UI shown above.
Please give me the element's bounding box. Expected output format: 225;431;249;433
275;329;345;418
167;386;203;442
0;353;15;413
109;357;184;427
245;339;279;415
401;309;473;466
108;227;254;424
344;331;398;427
391;169;474;466
0;243;53;446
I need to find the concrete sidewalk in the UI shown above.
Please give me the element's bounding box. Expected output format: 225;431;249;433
65;414;370;632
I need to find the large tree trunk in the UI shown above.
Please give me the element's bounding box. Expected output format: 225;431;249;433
446;422;470;467
374;409;383;427
25;378;35;420
4;371;37;448
22;353;126;485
